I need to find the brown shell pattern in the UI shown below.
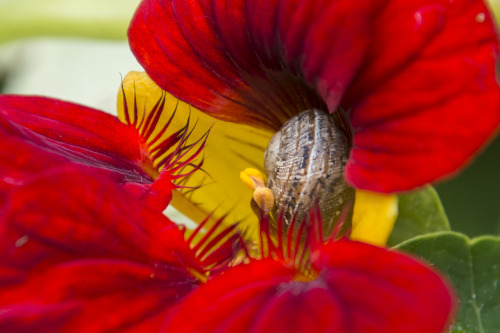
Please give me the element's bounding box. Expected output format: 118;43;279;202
264;109;354;235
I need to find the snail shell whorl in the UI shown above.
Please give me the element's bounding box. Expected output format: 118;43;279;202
264;109;354;235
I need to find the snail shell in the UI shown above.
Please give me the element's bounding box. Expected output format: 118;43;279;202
264;109;354;235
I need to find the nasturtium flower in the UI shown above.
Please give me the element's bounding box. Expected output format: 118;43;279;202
0;74;455;332
129;0;500;191
127;0;500;245
117;71;273;237
164;212;455;333
0;93;206;211
0;166;241;332
117;71;398;245
0;163;455;332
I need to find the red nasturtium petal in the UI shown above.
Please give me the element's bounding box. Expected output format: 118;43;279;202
0;95;204;210
0;115;70;205
0;167;201;332
343;0;500;191
129;0;500;193
164;239;455;333
0;96;149;178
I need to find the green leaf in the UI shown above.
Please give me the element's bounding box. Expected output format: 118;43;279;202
397;232;500;333
387;186;450;246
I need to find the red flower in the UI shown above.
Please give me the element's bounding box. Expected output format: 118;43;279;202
0;93;242;331
0;167;195;331
164;214;455;333
0;166;240;332
0;163;455;332
0;95;455;330
128;0;500;193
0;95;206;210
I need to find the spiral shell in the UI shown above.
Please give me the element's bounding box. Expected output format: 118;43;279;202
264;109;354;234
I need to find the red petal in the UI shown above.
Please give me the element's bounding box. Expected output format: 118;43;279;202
164;240;454;333
129;0;500;192
0;167;200;331
0;96;176;209
0;116;71;206
128;0;332;130
344;0;500;192
0;96;149;180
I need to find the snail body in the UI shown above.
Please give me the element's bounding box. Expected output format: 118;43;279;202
264;109;354;235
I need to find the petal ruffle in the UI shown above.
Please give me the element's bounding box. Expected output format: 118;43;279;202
163;239;455;333
129;0;500;192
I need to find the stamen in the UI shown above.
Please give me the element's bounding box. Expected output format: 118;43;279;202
253;187;274;215
240;168;266;189
240;167;275;214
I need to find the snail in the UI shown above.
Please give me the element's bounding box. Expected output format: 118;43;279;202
264;109;354;236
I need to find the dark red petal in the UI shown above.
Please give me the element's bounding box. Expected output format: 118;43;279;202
128;0;331;130
0;303;77;333
129;0;500;192
0;167;200;331
164;239;455;333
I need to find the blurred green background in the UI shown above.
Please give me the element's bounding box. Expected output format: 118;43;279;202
0;0;499;237
436;134;500;237
430;0;500;237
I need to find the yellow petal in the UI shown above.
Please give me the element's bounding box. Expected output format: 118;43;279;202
117;71;273;240
351;190;398;246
